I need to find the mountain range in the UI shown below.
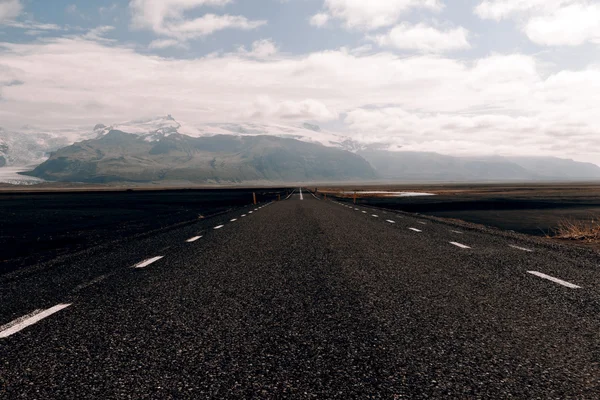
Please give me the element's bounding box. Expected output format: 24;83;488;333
3;116;600;184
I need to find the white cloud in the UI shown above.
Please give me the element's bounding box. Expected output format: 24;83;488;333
1;36;600;163
525;4;600;46
475;0;570;20
309;13;329;27
5;20;62;31
247;96;338;121
130;0;265;45
166;14;266;38
316;0;443;30
476;0;600;46
237;39;278;58
371;23;470;53
0;0;22;22
149;38;187;49
83;26;115;41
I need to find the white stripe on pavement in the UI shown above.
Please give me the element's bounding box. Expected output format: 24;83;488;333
409;228;422;232
134;256;164;269
527;271;581;289
214;225;224;230
230;219;238;222
372;215;379;218
0;304;72;339
300;188;304;200
450;242;471;249
186;236;202;243
510;245;533;252
386;220;396;224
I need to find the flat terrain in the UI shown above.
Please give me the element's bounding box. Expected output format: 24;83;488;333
322;183;600;236
0;189;287;275
1;189;599;398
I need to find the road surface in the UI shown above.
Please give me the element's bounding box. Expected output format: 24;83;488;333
1;190;599;398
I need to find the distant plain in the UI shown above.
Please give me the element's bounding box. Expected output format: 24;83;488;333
322;183;600;238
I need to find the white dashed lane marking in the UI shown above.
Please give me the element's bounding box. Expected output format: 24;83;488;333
386;220;396;224
372;215;379;218
242;214;247;217
451;230;463;234
450;242;471;249
527;271;581;289
134;256;164;269
418;222;427;225
230;219;238;222
0;304;72;339
214;225;224;230
186;236;202;243
362;211;367;214
510;245;533;252
409;228;422;232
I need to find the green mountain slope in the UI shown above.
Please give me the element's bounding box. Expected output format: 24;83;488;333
27;131;377;183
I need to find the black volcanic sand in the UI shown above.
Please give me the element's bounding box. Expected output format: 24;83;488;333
329;184;600;237
0;188;288;275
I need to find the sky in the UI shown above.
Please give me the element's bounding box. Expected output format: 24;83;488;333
1;0;600;164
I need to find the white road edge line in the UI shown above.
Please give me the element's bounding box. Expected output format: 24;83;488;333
450;242;471;249
409;228;422;232
0;304;72;339
386;220;396;224
186;236;202;243
527;271;581;289
510;245;533;252
214;225;225;230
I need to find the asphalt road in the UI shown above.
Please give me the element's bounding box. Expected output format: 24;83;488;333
1;190;599;398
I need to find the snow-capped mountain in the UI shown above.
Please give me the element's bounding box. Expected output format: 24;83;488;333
0;127;76;167
93;115;366;151
0;115;369;168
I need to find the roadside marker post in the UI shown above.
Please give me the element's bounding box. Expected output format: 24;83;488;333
253;192;257;205
353;191;357;204
278;194;281;201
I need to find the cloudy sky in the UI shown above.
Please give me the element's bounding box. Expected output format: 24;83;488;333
1;0;600;163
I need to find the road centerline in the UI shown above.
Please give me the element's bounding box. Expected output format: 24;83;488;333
0;304;72;339
134;256;164;269
450;242;471;249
